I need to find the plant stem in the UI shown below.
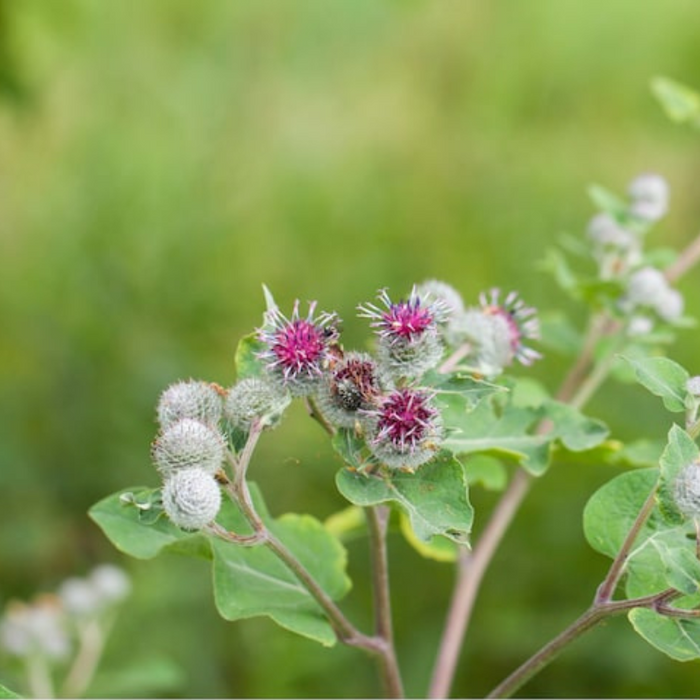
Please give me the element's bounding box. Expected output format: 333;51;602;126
594;486;659;604
24;653;54;699
665;231;700;283
61;617;108;698
486;590;675;699
366;505;404;698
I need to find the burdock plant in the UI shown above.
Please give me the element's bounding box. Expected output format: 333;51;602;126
86;77;700;699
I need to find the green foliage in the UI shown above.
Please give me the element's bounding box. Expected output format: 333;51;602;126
629;607;700;661
90;484;351;645
335;453;473;545
234;333;267;380
624;356;690;413
651;76;700;128
442;397;608;476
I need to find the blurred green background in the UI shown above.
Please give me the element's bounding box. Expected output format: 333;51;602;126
2;0;700;697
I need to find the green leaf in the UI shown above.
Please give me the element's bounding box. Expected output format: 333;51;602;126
651;76;700;127
324;505;367;543
399;512;457;563
0;682;21;699
629;607;700;661
463;454;508;491
658;425;700;524
234;332;267;380
423;370;504;410
588;183;629;219
624;355;689;412
331;428;376;471
583;469;700;598
335;453;473;545
212;511;350;647
442;399;607;476
89;487;212;560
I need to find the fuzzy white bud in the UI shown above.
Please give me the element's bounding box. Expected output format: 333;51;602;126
587;213;636;249
0;597;70;660
628;173;669;222
152;418;226;477
224;377;290;431
415;280;465;318
162;468;222;531
675;460;700;519
686;376;700;397
157;380;222;429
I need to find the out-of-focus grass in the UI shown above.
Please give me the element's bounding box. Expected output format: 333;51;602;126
1;1;700;696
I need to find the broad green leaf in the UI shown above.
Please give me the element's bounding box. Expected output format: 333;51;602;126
510;377;550;408
658;425;700;524
0;683;21;699
624;356;689;412
324;505;367;543
331;428;376;471
89;487;212;560
463;454;508;491
629;607;700;661
583;469;700;598
442;399;607;476
651;76;700;127
399;512;457;563
335;453;472;545
234;333;267;380
423;370;504;410
212;512;350;647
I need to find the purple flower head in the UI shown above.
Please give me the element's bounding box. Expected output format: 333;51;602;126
258;300;340;396
479;289;541;366
363;387;442;470
358;287;445;344
358;287;446;378
315;351;387;428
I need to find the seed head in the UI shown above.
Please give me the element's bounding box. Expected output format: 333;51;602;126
157;380;223;429
152;418;226;477
358;287;445;379
162;468;222;531
363;388;442;471
315;352;387;428
224;376;291;431
258;300;340;396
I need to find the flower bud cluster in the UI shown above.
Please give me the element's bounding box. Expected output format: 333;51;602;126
251;284;540;472
153;382;228;530
0;564;130;664
674;459;700;519
583;173;684;333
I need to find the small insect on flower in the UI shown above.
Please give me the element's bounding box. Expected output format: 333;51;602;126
258;300;340;396
315;351;387;429
478;289;541;367
363;387;442;471
358;287;446;379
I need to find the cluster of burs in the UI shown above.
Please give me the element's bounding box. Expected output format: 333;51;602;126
150;280;542;533
587;173;685;331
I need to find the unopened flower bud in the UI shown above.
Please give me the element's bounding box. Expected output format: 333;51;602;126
157;380;223;428
626;315;654;337
674;460;700;519
224;377;290;431
686;376;700;397
152;418;226;477
0;596;70;660
655;288;684;322
89;565;131;605
625;267;669;308
162;468;222;531
628;173;669;222
587;213;636;249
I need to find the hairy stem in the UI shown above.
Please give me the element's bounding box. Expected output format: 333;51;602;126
366;505;404;698
595;486;659;604
665;231;700;284
486;590;676;699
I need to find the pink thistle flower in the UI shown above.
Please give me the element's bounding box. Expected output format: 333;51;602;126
358;287;446;378
479;289;541;366
363;387;442;471
258;300;340;396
